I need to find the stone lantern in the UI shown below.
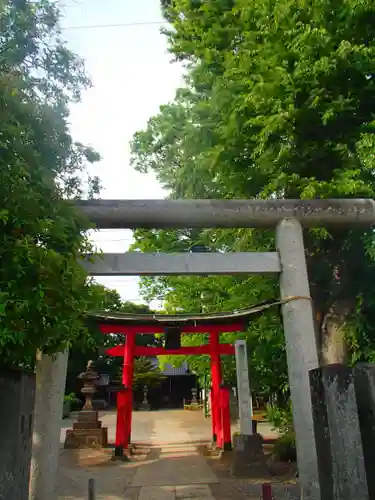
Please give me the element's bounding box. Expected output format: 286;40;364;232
140;384;151;411
79;360;98;411
191;387;198;405
64;360;108;449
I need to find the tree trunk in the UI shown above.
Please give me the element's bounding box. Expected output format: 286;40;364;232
321;313;347;365
319;299;354;365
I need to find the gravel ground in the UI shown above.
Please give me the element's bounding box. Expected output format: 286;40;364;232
57;444;151;499
201;447;301;500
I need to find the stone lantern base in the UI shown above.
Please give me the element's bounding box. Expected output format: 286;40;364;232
64;410;108;449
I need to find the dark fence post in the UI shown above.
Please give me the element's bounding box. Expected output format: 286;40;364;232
309;364;369;500
354;363;375;500
0;368;35;500
262;483;273;500
88;478;95;500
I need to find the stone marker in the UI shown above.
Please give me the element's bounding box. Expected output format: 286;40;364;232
231;433;265;478
354;363;375;499
234;339;253;435
309;364;369;500
231;340;265;477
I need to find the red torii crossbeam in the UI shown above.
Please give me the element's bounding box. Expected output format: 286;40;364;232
106;344;235;357
88;308;263;456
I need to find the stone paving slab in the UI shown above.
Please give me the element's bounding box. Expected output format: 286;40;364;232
60;497;125;500
138;485;215;500
138;486;175;500
131;446;218;487
175;484;213;498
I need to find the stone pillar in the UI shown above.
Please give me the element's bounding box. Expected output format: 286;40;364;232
276;218;320;500
309;364;368;500
231;340;263;477
234;339;253;435
354;363;375;499
29;349;69;500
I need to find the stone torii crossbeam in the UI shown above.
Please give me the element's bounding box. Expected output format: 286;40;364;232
29;198;375;500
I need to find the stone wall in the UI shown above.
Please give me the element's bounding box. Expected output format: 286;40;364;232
0;368;35;500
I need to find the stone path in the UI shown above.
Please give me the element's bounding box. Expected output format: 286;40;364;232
127;443;217;500
58;411;220;499
122;412;218;499
57;410;290;500
130;444;217;487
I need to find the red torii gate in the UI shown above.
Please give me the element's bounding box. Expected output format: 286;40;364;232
92;309;257;456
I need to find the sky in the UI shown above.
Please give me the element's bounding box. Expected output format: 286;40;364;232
60;0;185;308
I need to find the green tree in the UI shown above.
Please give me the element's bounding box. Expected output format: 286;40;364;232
65;284;157;392
0;0;101;368
130;0;375;378
146;275;287;401
131;357;166;390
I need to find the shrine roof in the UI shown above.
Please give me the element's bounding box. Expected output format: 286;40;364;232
87;299;282;327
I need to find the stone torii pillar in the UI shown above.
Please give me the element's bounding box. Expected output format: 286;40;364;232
29;350;69;500
276;218;320;500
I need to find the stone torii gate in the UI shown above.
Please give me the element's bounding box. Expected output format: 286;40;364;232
29;198;375;500
78;198;375;500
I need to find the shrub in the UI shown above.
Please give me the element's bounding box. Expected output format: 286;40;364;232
64;392;80;409
266;401;293;434
266;401;297;462
273;432;297;462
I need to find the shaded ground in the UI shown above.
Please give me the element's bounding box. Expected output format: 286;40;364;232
60;409;280;447
57;410;299;499
202;445;299;500
57;445;148;499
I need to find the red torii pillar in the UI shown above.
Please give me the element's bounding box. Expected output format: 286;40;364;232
115;388;126;453
122;330;136;449
114;335;135;456
209;329;222;443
